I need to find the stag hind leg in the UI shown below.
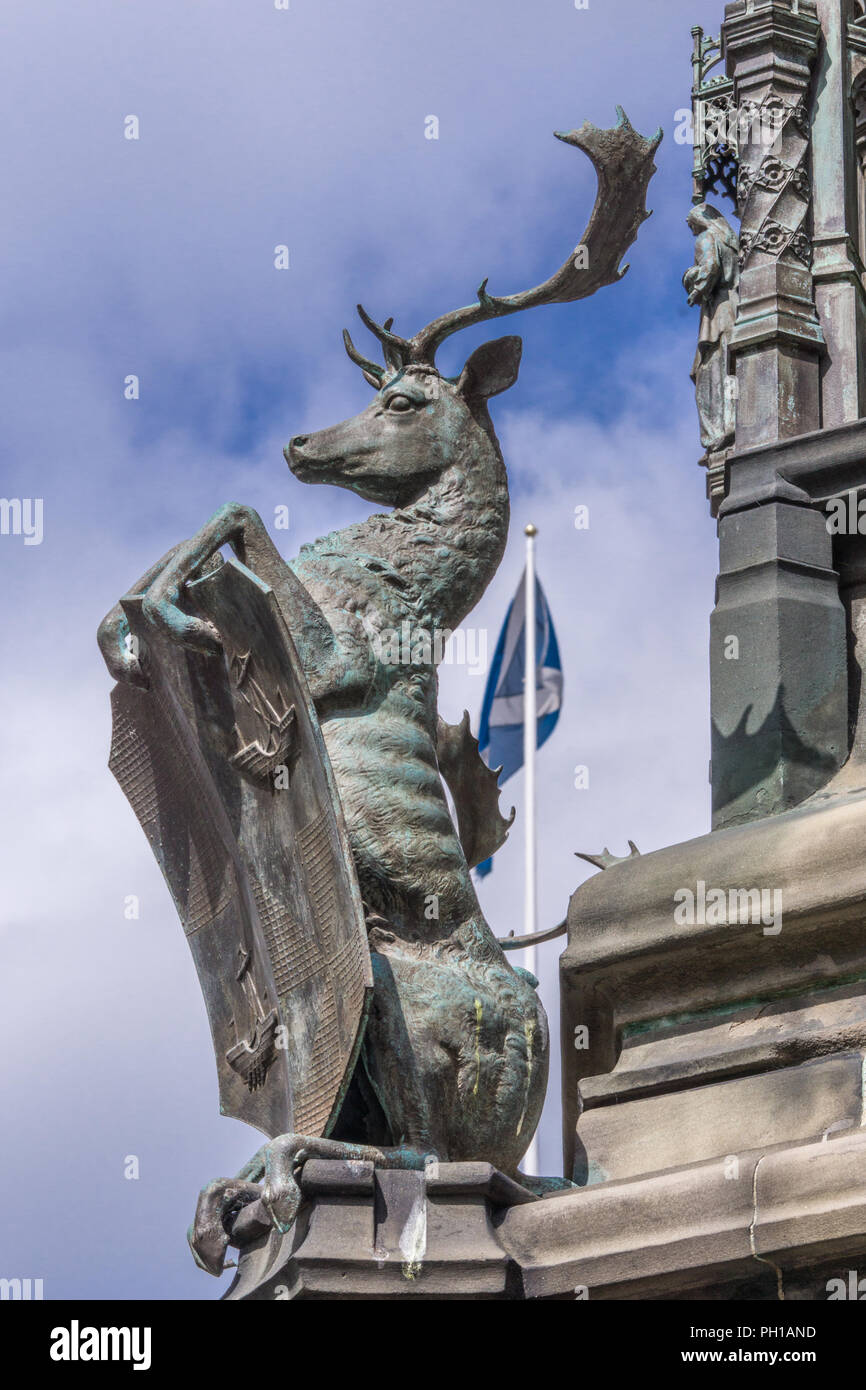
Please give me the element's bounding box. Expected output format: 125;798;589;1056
188;1134;433;1277
358;941;553;1175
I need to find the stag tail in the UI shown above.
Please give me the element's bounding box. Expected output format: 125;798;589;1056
344;106;662;379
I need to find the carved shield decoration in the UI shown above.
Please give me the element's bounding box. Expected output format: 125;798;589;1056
108;557;373;1139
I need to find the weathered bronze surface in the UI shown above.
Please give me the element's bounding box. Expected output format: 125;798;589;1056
109;560;373;1141
98;109;661;1278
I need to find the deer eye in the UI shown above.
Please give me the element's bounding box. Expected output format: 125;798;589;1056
386;394;414;412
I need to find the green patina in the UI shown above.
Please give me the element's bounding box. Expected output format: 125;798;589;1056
623;969;866;1042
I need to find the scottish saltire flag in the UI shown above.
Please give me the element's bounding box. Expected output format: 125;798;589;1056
476;571;563;877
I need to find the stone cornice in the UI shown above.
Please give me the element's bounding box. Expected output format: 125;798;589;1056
725;0;821;53
725;0;822;97
502;1131;866;1299
720;414;866;511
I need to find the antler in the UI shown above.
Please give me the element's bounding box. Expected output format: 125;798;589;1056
343;314;408;382
344;107;662;377
342;327;385;383
355;309;410;372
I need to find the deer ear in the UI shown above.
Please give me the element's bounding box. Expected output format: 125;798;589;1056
456;336;522;400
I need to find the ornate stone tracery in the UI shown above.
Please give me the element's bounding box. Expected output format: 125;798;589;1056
735;97;814;270
691;27;739;206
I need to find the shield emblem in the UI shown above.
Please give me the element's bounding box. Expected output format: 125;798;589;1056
107;556;373;1139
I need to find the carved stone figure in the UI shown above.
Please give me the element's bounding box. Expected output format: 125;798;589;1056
683;202;740;457
97;109;660;1278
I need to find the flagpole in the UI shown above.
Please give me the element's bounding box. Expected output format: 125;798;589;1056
524;524;538;944
523;523;539;1177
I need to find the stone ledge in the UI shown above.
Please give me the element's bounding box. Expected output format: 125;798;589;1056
224;1160;536;1301
222;1134;866;1300
718;414;866;513
575;1052;864;1186
581;982;866;1104
500;1129;866;1300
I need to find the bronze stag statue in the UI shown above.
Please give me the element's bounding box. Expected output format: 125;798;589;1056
97;108;660;1277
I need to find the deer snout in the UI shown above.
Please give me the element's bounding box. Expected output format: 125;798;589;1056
285;435;319;476
286;429;352;480
285;435;308;463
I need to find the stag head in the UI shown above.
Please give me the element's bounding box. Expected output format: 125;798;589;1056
286;339;522;506
285;108;661;504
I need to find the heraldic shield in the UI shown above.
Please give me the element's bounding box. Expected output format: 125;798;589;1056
107;556;373;1140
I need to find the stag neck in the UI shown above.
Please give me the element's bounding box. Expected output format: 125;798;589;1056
360;409;510;631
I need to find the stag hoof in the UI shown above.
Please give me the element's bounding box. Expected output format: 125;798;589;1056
97;607;150;689
187;1136;354;1276
187;1176;266;1277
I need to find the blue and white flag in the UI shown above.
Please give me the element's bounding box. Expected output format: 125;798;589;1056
476;571;563;877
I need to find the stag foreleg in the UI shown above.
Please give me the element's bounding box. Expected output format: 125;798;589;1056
98;504;304;681
97;505;283;682
139;503;379;701
95;506;269;682
97;543;185;687
139;503;274;654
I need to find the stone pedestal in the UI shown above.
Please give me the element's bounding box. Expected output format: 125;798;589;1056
223;1161;536;1301
222;1130;866;1300
558;777;866;1299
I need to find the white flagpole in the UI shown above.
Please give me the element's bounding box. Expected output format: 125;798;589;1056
523;524;538;943
523;523;539;1177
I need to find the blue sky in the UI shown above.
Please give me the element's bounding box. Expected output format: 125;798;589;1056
0;0;727;1298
